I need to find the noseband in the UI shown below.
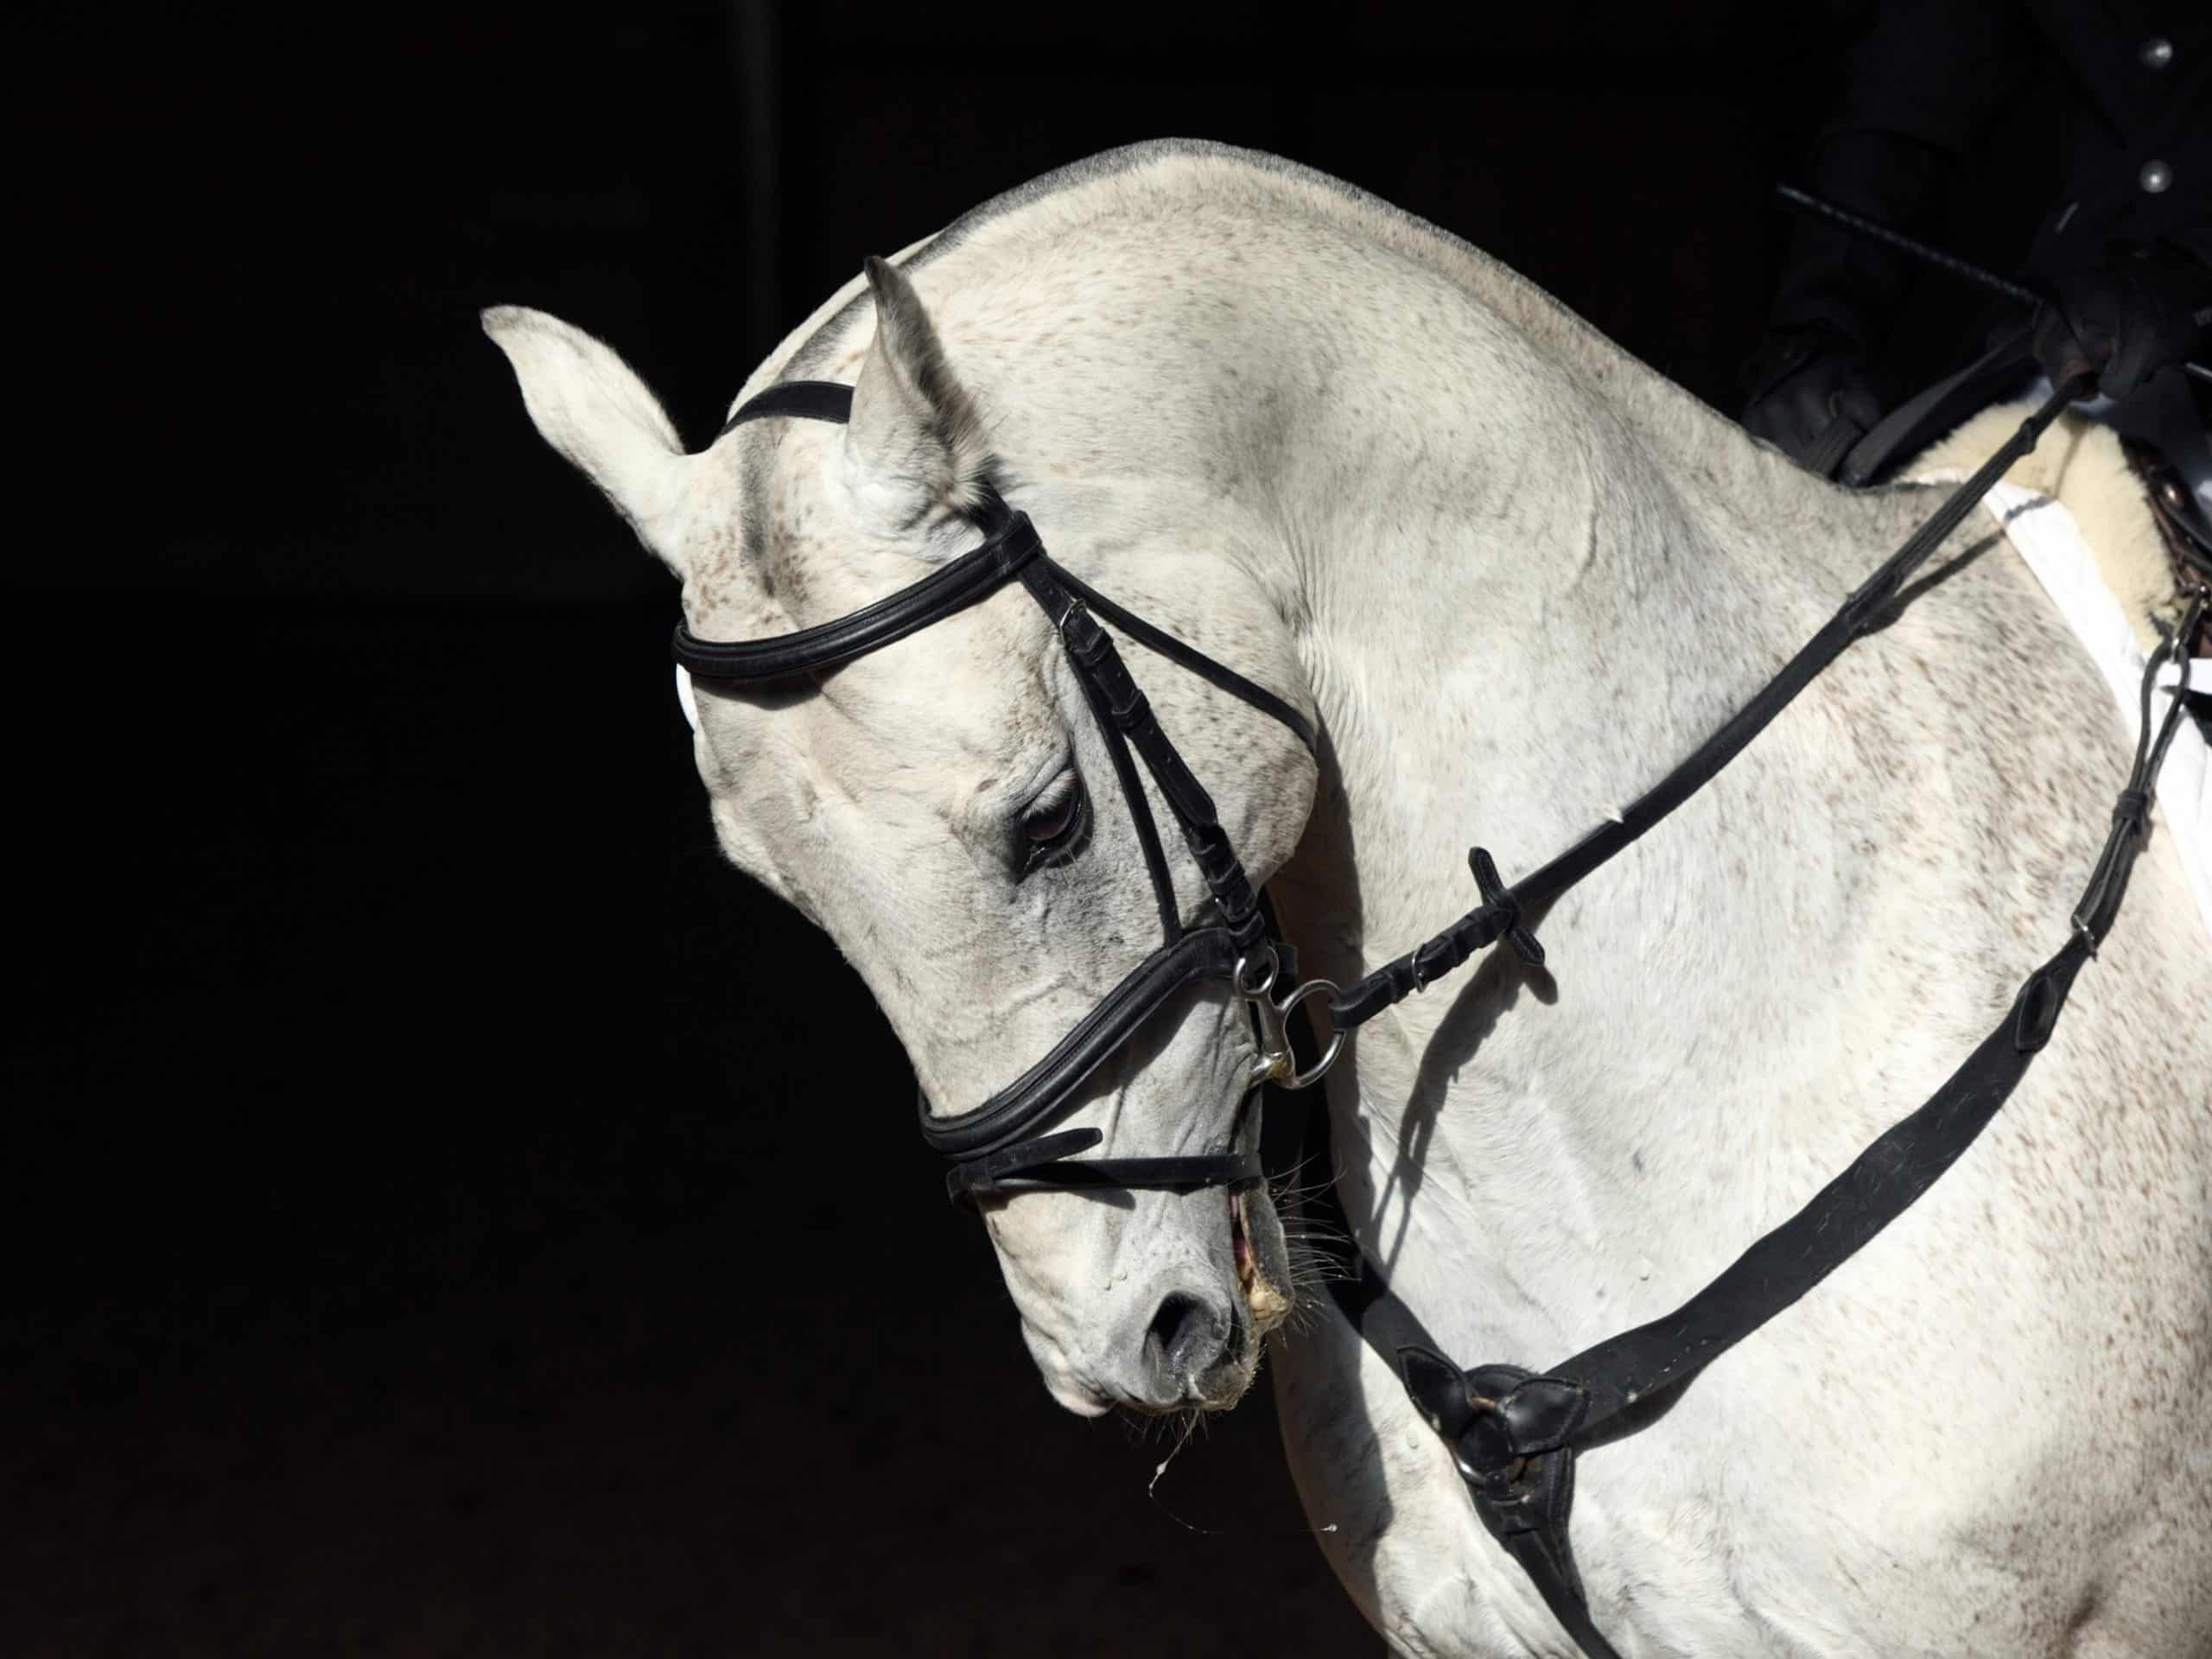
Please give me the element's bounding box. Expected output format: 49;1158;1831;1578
674;380;1339;1209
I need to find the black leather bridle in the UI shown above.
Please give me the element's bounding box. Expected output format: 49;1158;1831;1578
676;369;2202;1659
676;379;1338;1210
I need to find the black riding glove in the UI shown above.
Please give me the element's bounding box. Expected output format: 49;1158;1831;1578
1741;325;1886;476
2033;244;2212;400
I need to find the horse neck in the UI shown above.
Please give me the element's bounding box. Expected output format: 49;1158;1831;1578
1259;300;1912;1334
1276;303;1873;936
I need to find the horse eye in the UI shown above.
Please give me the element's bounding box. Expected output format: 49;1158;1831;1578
1017;776;1088;872
1025;788;1079;842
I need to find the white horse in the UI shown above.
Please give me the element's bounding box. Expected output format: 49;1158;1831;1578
486;140;2210;1657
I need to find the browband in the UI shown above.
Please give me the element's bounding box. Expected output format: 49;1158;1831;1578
673;512;1045;681
684;380;1314;758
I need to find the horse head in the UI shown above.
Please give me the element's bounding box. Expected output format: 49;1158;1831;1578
486;253;1319;1417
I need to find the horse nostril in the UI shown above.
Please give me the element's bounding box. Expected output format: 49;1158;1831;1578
1144;1291;1226;1385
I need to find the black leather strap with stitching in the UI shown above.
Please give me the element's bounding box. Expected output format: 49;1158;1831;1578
1071;631;1185;946
1025;559;1269;952
1056;568;1318;754
944;1127;1265;1209
673;512;1044;681
915;925;1242;1157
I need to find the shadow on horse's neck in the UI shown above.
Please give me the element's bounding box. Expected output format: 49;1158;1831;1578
1272;346;1922;1348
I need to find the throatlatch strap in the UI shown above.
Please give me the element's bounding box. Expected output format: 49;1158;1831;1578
1054;567;1319;753
1333;594;2203;1659
1328;370;2096;1030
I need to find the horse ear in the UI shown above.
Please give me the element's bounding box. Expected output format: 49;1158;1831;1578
842;256;992;529
482;305;695;575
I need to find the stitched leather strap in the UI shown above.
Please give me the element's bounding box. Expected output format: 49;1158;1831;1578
674;512;1045;681
1055;567;1318;753
1072;636;1184;947
915;926;1242;1157
1026;558;1269;951
944;1127;1264;1208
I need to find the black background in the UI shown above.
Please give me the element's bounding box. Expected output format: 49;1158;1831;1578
9;3;2050;1653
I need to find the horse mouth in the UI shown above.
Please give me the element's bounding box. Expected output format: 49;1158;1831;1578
1169;1188;1288;1413
1231;1187;1294;1344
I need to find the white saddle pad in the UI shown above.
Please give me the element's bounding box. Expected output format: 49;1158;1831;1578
1979;480;2212;945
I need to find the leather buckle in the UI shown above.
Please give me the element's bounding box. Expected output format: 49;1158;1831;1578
1408;938;1452;993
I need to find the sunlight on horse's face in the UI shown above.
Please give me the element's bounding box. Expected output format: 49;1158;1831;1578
484;261;1315;1416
